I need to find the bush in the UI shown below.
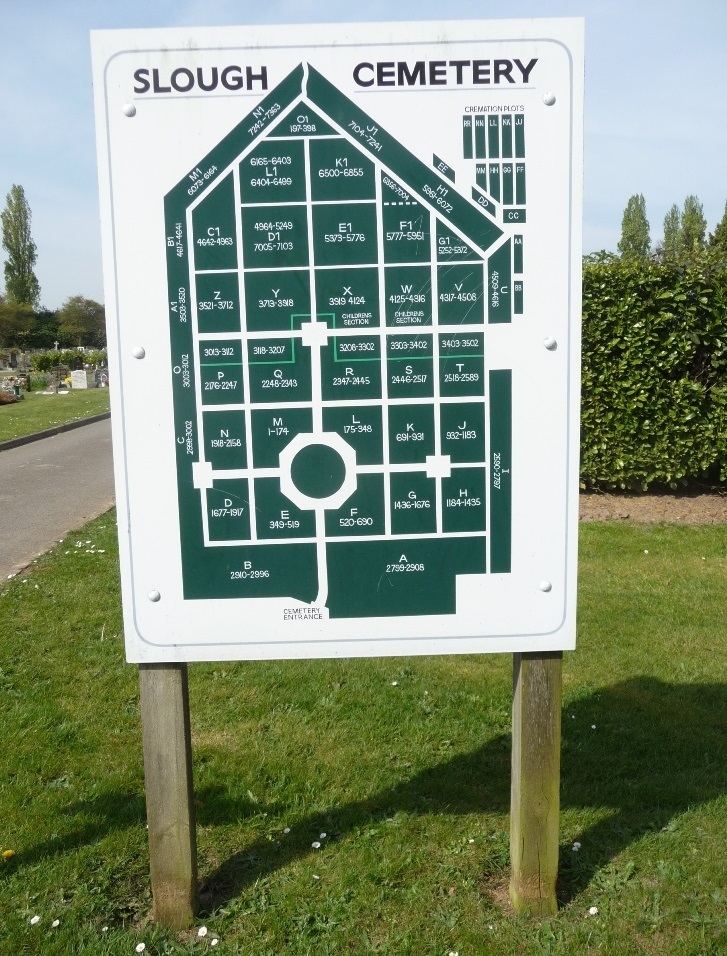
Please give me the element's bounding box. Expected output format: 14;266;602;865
30;348;107;372
581;251;727;489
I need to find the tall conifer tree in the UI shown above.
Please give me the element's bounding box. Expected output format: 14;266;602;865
617;193;650;259
708;200;727;255
662;204;681;259
1;185;40;307
680;195;707;253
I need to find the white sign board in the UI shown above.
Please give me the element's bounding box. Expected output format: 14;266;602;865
92;18;583;663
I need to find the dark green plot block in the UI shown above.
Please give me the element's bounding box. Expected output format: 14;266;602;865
193;173;237;271
322;405;383;465
433;155;455;182
489;163;501;202
321;335;382;401
440;402;486;462
182;542;318;603
463;115;473;159
240;140;306;205
382;175;430;263
241;205;309;269
325;536;486;618
516;163;526;204
312;203;378;266
387;333;434;398
385;265;433;327
442;469;487;532
388;404;435;463
489;369;512;573
472;188;497;220
502;163;514;205
315;267;380;328
488;115;500;158
503;208;526;224
386;360;433;398
439;332;485;397
515;114;526;157
474;116;487;158
501;114;514;158
195;272;241;333
436;220;483;263
310;138;376;201
332;335;382;364
207;480;251;541
514;280;524;314
488;241;512;324
247;337;311;404
437;264;485;325
202;410;247;468
244;270;310;332
324;473;385;537
199;339;244;405
390;473;437;535
248;336;297;364
251;407;313;467
253;477;316;540
268;104;338;138
513;235;524;273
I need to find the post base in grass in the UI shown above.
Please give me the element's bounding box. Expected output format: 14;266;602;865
139;662;198;929
509;651;562;917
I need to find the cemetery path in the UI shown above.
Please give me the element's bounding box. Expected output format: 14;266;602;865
0;417;114;580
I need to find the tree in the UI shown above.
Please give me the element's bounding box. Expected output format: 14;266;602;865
1;185;40;307
708;200;727;255
661;204;681;259
0;294;34;348
660;196;707;261
617;193;650;259
56;295;106;347
680;195;707;253
15;307;59;350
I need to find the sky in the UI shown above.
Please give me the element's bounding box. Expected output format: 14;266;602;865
1;0;725;311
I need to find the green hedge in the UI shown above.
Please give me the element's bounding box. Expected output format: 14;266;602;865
30;349;107;372
581;253;727;489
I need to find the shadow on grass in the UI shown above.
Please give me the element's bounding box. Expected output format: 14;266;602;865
13;678;726;911
1;790;147;872
198;676;727;909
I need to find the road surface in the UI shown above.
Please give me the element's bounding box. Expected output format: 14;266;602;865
0;418;115;580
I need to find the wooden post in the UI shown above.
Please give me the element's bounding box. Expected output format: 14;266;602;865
509;651;562;917
139;663;198;929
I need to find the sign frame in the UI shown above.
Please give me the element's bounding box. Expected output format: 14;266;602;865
92;18;584;663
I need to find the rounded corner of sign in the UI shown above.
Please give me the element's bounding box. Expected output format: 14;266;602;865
543;614;577;650
127;609;179;651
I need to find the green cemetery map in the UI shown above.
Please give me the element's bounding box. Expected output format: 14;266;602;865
165;63;519;619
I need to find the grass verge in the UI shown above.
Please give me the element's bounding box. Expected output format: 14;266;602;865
0;389;110;443
1;517;726;954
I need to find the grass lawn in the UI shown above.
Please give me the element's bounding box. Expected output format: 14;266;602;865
0;388;110;443
1;517;726;954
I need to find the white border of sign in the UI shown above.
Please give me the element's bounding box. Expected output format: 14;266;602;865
92;18;583;662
